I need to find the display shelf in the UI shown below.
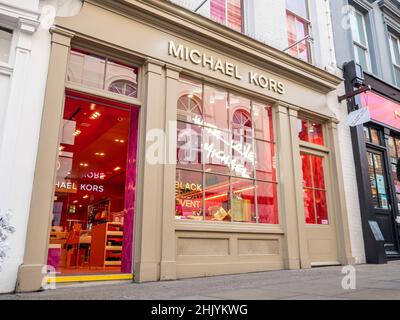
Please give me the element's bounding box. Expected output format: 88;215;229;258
106;246;122;251
89;222;124;268
107;231;123;236
104;261;121;266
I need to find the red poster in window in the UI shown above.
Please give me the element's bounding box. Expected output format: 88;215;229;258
301;153;329;225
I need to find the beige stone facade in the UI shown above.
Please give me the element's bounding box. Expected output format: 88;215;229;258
16;0;354;292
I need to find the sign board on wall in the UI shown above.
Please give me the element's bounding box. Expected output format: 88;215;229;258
347;107;371;127
168;41;286;95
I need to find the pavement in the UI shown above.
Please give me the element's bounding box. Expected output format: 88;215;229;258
1;261;400;300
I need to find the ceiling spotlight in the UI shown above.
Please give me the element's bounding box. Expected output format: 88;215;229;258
90;111;101;120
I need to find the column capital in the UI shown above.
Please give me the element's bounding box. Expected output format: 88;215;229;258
165;64;181;80
274;104;288;115
17;17;40;35
145;58;164;76
277;101;300;111
50;27;75;47
327;117;340;129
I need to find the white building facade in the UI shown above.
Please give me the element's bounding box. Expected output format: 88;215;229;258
0;0;82;294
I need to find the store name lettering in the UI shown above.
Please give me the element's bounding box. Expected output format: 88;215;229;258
168;41;286;95
55;181;104;193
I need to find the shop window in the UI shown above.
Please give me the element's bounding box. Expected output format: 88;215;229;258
301;153;329;225
363;125;382;145
175;77;278;224
297;118;324;146
67;49;139;98
210;0;243;33
0;27;12;63
388;136;400;213
367;151;389;209
47;93;139;275
286;0;311;63
349;7;371;72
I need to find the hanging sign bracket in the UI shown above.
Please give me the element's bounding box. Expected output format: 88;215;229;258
338;85;371;103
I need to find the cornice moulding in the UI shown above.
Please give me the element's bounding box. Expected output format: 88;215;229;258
0;2;40;27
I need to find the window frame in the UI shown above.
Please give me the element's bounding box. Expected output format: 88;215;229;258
349;7;372;72
0;26;13;65
389;33;400;86
210;0;244;33
285;6;312;64
300;150;331;225
66;47;141;101
175;77;280;225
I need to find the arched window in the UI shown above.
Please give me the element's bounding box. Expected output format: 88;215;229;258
232;109;252;130
109;80;138;97
177;94;202;122
232;109;252;143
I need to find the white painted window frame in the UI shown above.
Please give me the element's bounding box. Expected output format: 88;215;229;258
389;32;400;86
349;7;372;72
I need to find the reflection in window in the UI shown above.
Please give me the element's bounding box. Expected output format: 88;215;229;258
301;153;329;225
286;0;311;63
388;135;400;212
67;49;139;98
298;118;324;146
367;151;388;209
349;8;371;72
210;0;243;32
389;34;400;87
109;80;137;97
175;77;278;224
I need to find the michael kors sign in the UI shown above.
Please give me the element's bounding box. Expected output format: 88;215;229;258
168;41;286;95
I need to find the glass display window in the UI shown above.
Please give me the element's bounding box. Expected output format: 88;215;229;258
367;151;389;210
363;126;382;145
175;77;279;224
301;152;329;225
47;92;139;275
297;117;324;146
388;135;400;211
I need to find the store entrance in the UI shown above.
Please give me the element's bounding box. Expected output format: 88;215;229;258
366;147;399;255
47;92;139;279
300;150;339;266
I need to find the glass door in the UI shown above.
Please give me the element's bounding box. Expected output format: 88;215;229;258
367;148;398;253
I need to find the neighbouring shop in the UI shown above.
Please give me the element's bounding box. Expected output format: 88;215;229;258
344;61;400;263
17;0;353;291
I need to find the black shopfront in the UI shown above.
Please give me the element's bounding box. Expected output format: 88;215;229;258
344;61;400;264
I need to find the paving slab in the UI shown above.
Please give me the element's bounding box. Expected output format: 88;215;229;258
1;261;399;300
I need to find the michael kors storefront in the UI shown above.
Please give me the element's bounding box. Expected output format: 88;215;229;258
17;0;353;291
